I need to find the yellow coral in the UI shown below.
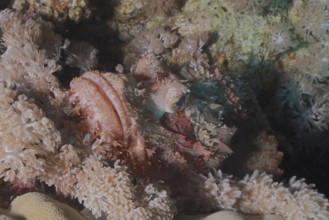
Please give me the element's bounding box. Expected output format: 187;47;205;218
9;192;86;220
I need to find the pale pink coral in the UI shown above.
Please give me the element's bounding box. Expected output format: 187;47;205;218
0;83;61;183
0;9;66;126
195;170;329;220
73;156;176;219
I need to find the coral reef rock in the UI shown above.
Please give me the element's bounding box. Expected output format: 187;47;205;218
12;0;90;22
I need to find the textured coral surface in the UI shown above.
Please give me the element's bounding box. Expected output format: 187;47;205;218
0;0;329;219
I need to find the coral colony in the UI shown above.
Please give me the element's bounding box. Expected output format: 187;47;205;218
0;0;329;219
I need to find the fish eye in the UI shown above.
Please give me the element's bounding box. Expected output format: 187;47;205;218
176;94;187;109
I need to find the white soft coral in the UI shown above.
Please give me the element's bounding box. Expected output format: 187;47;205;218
0;83;61;183
196;170;329;220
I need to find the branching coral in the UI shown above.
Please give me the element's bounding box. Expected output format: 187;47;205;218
0;83;61;183
39;141;178;220
0;21;61;75
0;10;177;220
196;170;329;220
238;171;329;219
70;156;176;219
0;108;176;219
0;9;66;125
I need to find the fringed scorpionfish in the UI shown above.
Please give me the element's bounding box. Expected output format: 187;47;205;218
69;52;282;180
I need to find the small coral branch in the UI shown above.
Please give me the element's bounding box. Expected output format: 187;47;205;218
196;170;329;220
43;154;176;219
73;156;176;219
0;83;61;183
